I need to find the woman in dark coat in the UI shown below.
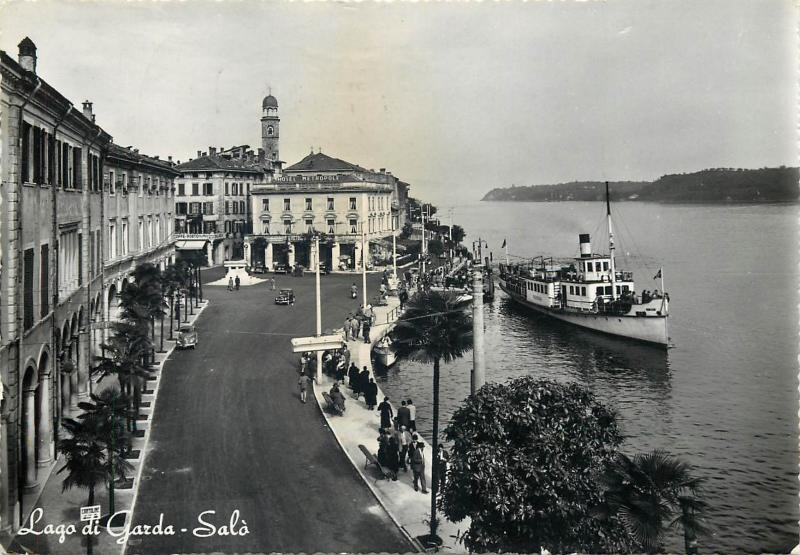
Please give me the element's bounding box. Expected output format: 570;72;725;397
377;429;389;466
386;433;400;480
377;397;394;430
359;367;371;400
348;363;360;393
365;378;379;410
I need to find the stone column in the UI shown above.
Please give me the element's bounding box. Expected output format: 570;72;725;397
265;243;273;269
36;374;52;467
331;242;340;271
21;389;37;489
244;240;252;266
309;240;317;272
206;241;214;266
60;371;71;418
287;243;295;268
77;330;89;398
354;241;362;271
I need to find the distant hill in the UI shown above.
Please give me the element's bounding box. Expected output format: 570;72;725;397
482;167;799;203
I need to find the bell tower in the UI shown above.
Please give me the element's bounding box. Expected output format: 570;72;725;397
261;89;280;163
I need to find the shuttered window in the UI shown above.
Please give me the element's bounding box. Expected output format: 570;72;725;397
23;248;34;331
73;147;82;190
21;121;31;183
78;233;83;286
40;244;49;317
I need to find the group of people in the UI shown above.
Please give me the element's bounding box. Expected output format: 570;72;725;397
344;304;376;344
347;363;379;408
226;275;241;291
640;289;667;304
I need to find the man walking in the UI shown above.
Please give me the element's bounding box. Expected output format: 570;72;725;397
234;275;241;290
397;400;411;430
407;399;417;432
228;276;234;291
298;370;312;403
409;442;428;493
397;425;412;472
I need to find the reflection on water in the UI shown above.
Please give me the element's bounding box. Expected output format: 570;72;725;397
376;201;799;553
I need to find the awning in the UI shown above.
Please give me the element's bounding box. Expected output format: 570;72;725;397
175;240;208;251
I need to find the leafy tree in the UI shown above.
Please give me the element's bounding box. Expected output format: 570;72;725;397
442;377;630;553
400;222;413;239
451;224;465;244
58;418;107;555
597;450;708;554
427;239;444;257
391;291;473;544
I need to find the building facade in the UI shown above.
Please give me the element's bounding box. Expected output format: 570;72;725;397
0;38;177;532
246;152;405;271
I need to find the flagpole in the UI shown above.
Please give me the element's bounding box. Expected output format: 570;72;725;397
504;240;509;265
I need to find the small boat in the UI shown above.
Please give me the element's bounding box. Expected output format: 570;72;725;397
497;182;670;347
372;335;397;367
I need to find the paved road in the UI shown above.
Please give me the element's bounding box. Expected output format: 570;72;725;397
129;268;413;554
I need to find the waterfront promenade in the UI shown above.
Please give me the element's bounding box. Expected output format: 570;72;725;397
128;267;413;554
313;293;468;551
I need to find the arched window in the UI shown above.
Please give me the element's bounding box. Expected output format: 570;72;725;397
267;126;274;136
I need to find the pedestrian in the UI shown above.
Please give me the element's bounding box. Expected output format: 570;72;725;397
300;352;309;374
397;400;411;430
397;425;412;471
407;399;417;431
350;317;361;342
228;276;234;291
298;370;312;403
437;444;449;492
362;318;371;343
235;275;241;290
365;377;378;410
335;359;346;383
409;442;428;493
359;367;371;401
341;343;350;368
329;383;346;413
378;397;394;430
348;362;360;393
344;316;352;341
386;431;400;480
270;277;276;290
377;428;389;467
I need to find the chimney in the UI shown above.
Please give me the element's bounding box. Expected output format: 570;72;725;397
168;155;173;162
380;168;386;173
209;146;216;156
579;234;592;258
18;37;37;73
82;100;94;121
197;150;202;158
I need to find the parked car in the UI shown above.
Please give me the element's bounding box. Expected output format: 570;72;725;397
273;262;288;274
292;264;305;277
318;261;331;274
176;325;197;349
275;288;296;305
252;262;267;274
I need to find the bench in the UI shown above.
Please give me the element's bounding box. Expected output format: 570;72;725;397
321;392;344;416
358;444;393;482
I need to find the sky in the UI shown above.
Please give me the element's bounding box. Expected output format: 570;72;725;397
1;0;796;205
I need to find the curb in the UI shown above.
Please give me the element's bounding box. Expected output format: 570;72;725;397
122;300;211;555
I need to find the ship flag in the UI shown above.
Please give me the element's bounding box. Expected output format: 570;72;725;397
501;239;506;248
653;268;662;280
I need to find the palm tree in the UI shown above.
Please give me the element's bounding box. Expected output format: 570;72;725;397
391;290;473;544
131;264;165;364
58;418;107;555
76;387;134;518
599;449;709;553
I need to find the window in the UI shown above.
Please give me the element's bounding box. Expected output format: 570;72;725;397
246;183;250;194
155;217;160;244
267;125;274;136
581;286;586;296
225;183;229;196
350;219;358;234
262;220;270;234
305;198;312;211
176;202;187;215
21;121;31;183
23;248;34;330
305;218;313;232
283;219;292;233
109;222;117;259
138;219;144;249
121;220;128;255
178;183;185;196
233;183;238;196
190;202;201;215
327;219;335;234
73;147;82;190
603;261;609;271
569;286;574;295
121;173;127;195
203;182;213;195
148;217;154;247
203;202;214;215
225;201;230;215
284;198;290;211
327;197;334;210
262;199;269;211
349;197;356;210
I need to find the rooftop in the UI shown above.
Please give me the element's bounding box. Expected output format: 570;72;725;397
107;143;179;174
177;154;268;174
284;152;369;174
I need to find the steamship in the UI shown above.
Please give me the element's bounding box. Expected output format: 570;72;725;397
497;186;670;347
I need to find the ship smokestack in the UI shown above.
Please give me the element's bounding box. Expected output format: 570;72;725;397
579;234;592;257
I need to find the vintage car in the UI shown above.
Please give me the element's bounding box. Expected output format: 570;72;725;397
176;325;197;349
275;288;296;305
273;262;288;274
318;261;331;275
251;262;267;274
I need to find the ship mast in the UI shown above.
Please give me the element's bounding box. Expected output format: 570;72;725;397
606;181;617;300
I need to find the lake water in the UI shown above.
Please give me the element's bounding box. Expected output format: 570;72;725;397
375;200;799;553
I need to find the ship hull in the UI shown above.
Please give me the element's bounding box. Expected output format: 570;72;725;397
498;281;669;347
